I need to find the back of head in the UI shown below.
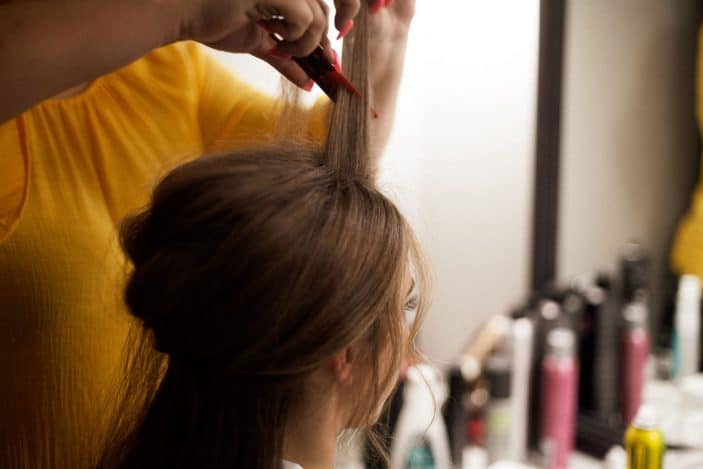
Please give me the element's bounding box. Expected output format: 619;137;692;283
99;4;427;469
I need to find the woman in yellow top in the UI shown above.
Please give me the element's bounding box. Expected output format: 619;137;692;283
673;25;703;278
0;0;413;467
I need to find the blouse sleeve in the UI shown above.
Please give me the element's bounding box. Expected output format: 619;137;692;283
0;117;29;244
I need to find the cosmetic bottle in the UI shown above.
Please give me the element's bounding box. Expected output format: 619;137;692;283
484;340;512;463
591;275;621;423
672;274;701;380
465;380;489;448
529;300;562;448
390;365;452;469
458;315;512;383
625;405;664;469
621;302;650;425
620;242;650;303
577;284;603;412
445;367;466;466
540;328;578;469
508;317;533;462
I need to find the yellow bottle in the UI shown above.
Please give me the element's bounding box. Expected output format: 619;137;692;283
625;405;664;469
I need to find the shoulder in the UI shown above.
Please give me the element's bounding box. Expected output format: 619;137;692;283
138;41;209;75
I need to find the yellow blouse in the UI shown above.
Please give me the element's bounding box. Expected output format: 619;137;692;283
0;41;326;468
672;27;703;277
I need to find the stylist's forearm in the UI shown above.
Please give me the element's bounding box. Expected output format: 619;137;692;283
0;0;179;123
368;29;409;160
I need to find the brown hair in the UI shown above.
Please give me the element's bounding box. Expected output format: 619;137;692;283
98;4;428;468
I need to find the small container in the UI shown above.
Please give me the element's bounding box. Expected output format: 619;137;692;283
624;405;664;469
540;328;578;469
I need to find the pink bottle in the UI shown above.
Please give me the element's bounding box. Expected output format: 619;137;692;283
621;302;650;425
540;328;578;469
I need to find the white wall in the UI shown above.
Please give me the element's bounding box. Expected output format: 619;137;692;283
387;1;539;366
558;0;700;324
211;1;541;366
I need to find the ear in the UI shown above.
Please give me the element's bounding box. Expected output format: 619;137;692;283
329;347;355;385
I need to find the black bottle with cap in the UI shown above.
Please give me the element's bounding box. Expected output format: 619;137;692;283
484;341;512;463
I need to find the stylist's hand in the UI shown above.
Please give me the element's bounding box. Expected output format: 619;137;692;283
179;0;360;88
364;0;416;157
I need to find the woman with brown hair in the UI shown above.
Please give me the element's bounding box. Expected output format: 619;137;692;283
0;1;415;467
98;3;427;468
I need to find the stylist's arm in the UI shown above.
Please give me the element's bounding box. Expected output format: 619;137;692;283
366;0;415;158
0;0;359;124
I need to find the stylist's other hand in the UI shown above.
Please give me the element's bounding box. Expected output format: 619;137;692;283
363;0;415;157
179;0;360;89
367;0;415;85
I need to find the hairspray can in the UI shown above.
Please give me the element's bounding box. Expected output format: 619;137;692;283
621;302;650;425
625;405;664;469
529;300;563;448
540;328;578;469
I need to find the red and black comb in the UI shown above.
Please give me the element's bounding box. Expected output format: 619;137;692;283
292;45;360;102
269;34;360;102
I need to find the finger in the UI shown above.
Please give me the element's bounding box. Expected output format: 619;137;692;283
274;0;327;56
317;0;331;23
316;0;332;52
334;0;360;32
257;18;299;42
268;0;314;42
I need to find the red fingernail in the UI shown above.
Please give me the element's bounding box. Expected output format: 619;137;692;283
385;0;395;7
267;46;291;60
331;49;341;72
370;0;384;14
337;20;354;40
303;79;315;92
